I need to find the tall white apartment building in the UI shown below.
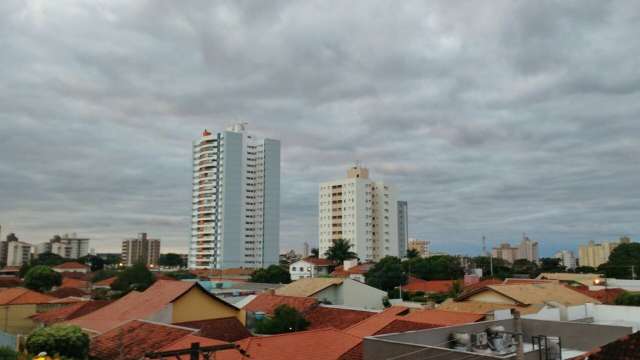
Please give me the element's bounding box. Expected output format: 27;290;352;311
36;234;90;259
318;166;398;262
554;250;577;270
189;124;280;269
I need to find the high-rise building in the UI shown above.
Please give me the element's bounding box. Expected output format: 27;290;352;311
0;232;33;267
189;124;281;269
554;250;577;270
397;201;408;258
36;234;90;259
122;233;161;266
318;165;398;262
408;238;430;257
578;238;631;268
492;235;539;263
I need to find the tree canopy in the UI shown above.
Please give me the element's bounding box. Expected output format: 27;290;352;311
310;248;319;258
24;265;62;292
602;242;640;279
615;291;640;306
406;248;420;259
324;239;357;264
512;259;539;278
538;258;566;273
403;255;464;280
158;253;185;268
365;256;407;292
111;262;155;292
574;266;597;273
250;265;291;284
469;256;512;279
255;305;309;334
78;255;105;272
26;325;90;359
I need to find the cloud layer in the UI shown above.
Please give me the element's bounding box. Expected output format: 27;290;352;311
1;0;639;255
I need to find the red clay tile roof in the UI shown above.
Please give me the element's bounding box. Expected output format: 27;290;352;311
154;334;244;360
69;280;234;333
60;277;90;290
300;257;335;266
244;293;318;315
566;285;624;305
344;307;411;337
0;276;21;288
503;278;556;285
90;320;195;360
0;288;57;305
60;271;91;280
306;306;377;330
376;319;442;335
49;287;89;299
31;300;111;325
571;331;640;360
401;309;484;326
238;328;362;360
463;278;503;291
53;261;90;270
331;264;373;277
173;317;251;342
403;277;454;293
94;276;117;287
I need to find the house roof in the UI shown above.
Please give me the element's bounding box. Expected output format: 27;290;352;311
154;334;244;360
401;309;484;326
457;283;601;306
60;277;90;289
306;306;377;330
572;331;640;360
344;306;412;337
536;272;603;286
403;277;453;293
331;264;373;277
94;276;117;287
237;328;362;360
296;257;335;266
89;320;195;360
375;319;442;335
0;287;57;305
463;278;503;292
275;278;344;297
437;299;542;315
503;278;558;285
244;293;318;315
31;300;111;325
49;287;89;299
173;317;251;342
53;261;90;270
566;285;625;305
68;280;236;333
0;276;21;288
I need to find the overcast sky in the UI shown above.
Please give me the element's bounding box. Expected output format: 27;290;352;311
1;1;639;256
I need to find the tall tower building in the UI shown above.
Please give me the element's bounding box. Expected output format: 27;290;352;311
189;124;280;269
397;201;408;258
318;165;398;262
122;233;161;266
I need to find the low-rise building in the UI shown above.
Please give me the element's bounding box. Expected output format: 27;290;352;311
52;261;90;274
276;277;387;310
0;288;59;334
330;259;374;283
289;257;334;280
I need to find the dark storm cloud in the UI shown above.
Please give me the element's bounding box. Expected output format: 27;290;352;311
0;0;639;255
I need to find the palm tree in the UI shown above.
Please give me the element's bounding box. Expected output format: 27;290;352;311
406;248;420;259
310;248;320;258
324;239;358;264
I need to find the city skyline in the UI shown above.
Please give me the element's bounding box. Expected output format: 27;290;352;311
1;2;639;257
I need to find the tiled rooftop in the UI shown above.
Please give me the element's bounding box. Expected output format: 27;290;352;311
53;261;90;270
275;278;344;297
572;331;640;360
31;300;111;325
403;276;453;293
0;287;57;305
306;306;377;330
244;293;318;315
173;317;251;342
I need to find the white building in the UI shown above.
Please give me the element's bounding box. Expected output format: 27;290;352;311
276;277;388;310
189;124;280;269
318;166;399;262
397;201;408;258
289;257;334;280
6;241;33;267
554;250;577;270
36;234;90;259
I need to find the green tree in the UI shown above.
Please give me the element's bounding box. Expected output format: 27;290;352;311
603;242;640;279
404;255;464;280
101;254;122;266
469;256;512;279
0;346;17;360
26;325;90;359
406;248;420;259
255;305;310;334
250;265;291;284
164;270;197;280
310;248;319;258
574;266;597;273
111;263;155;292
158;253;185;268
539;258;566;273
6;233;18;242
615;291;640;306
324;239;357;264
78;255;105;272
24;265;62;292
512;259;539;278
90;269;119;283
365;256;407;292
35;252;66;266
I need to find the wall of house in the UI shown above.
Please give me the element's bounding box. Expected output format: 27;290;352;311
0;305;37;335
171;288;243;324
339;278;386;310
467;291;517;305
313;285;340;305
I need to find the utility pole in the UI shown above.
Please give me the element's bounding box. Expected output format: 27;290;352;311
512;309;525;360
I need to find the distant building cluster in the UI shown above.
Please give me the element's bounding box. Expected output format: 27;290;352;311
579;237;631;268
35;233;90;259
491;235;539;263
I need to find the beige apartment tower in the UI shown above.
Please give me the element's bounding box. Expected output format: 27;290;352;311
578;238;631;268
121;233;161;266
318;166;399;262
408;239;430;258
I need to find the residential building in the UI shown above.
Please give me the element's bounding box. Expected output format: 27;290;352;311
5;240;33;267
0;288;58;334
330;259;374;282
579;238;631;268
189;124;281;270
318;165;399;262
397;201;408;257
36;234;90;259
408;238;430;257
67;280;243;334
52;261;91;274
554;250;577;270
491;235;539;264
32;300;110;326
536;272;603;287
289;257;334;280
403;276;454;294
121;232;160;266
276;277;387;309
364;317;633;360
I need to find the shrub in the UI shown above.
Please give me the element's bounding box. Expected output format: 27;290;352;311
255;305;309;334
26;325;90;359
24;266;62;292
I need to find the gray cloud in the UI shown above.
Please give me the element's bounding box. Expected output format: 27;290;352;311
1;0;639;256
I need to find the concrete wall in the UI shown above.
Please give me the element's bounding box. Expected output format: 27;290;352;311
520;319;631;350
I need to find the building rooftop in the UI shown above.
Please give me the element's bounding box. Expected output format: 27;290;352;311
573;330;640;360
31;300;111;325
437;299;542;315
49;287;89;299
0;287;57;305
275;278;344;297
401;309;485;326
296;257;335;266
458;283;601;307
173;317;251;342
52;261;90;270
244;293;318;315
306;305;377;330
403;276;454;293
